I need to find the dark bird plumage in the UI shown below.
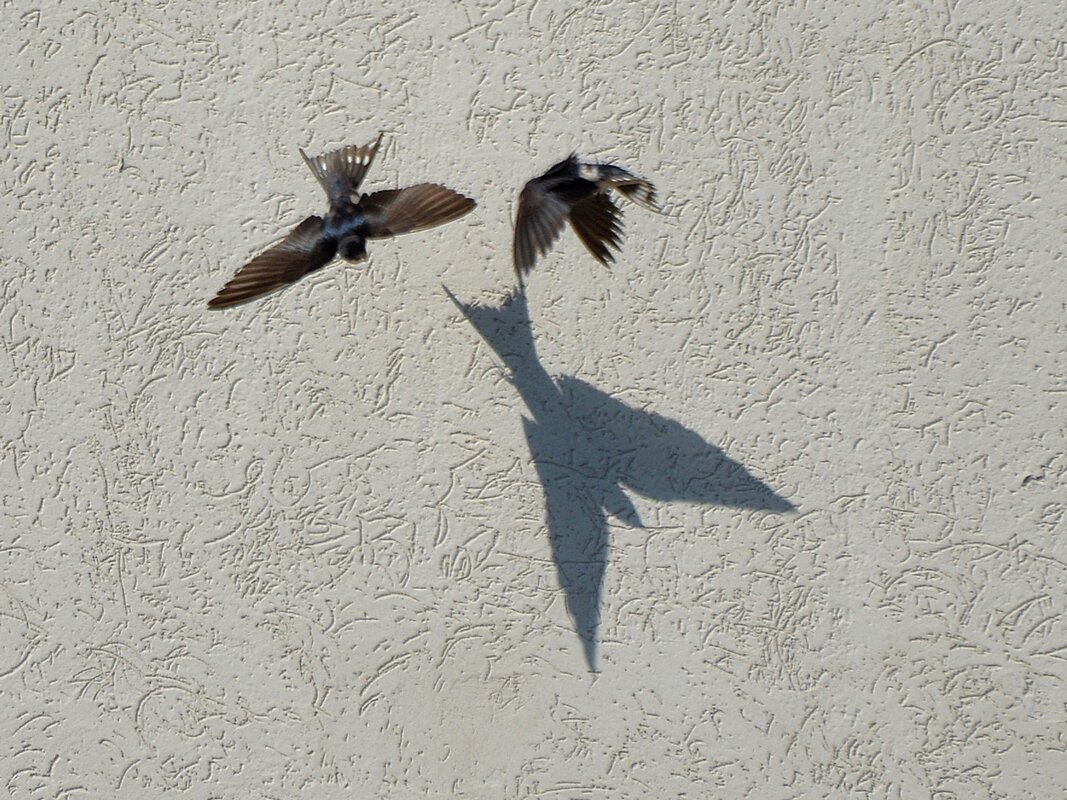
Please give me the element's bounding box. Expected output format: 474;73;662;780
208;134;476;309
513;154;658;277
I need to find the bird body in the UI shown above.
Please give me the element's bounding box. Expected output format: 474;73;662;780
513;154;658;277
322;205;371;263
207;134;476;309
323;208;369;247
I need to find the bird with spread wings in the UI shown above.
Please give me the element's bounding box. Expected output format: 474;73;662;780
208;134;476;309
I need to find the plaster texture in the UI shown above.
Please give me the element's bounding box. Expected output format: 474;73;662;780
3;1;1066;797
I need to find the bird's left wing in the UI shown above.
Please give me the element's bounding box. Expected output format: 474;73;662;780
207;216;335;309
512;178;572;276
360;184;476;238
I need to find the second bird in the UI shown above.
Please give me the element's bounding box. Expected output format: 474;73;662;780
513;153;658;278
208;134;476;309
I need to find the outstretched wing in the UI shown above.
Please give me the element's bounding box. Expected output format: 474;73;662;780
207;216;336;309
595;164;659;211
360;184;476;238
300;133;384;205
568;192;624;266
612;179;658;211
513;178;571;276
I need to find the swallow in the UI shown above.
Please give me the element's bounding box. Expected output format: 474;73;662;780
513;153;658;277
208;133;476;309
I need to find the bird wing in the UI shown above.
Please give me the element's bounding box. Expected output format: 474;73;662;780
360;184;476;238
207;216;336;309
610;178;658;211
300;133;383;205
595;164;659;211
568;192;624;266
513;178;571;276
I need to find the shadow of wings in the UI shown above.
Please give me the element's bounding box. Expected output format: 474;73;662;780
447;286;794;670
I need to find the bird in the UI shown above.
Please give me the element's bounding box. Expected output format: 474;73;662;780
512;153;658;277
207;133;476;309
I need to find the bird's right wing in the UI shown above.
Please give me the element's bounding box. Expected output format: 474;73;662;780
611;179;658;211
513;178;571;276
360;184;476;238
300;133;384;205
207;216;335;309
595;164;659;211
568;193;624;267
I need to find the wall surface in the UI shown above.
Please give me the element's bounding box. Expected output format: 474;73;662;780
3;1;1066;797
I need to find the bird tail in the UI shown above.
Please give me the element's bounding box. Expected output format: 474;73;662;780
299;132;384;198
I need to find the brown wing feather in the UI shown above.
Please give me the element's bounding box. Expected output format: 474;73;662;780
568;193;624;266
361;184;476;238
207;216;335;309
595;163;659;211
612;179;659;211
513;180;570;276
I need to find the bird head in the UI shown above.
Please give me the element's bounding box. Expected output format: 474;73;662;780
338;235;367;263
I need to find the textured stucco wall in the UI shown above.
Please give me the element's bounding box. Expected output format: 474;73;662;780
4;1;1066;797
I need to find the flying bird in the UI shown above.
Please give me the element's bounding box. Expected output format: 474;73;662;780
513;153;658;277
208;134;476;309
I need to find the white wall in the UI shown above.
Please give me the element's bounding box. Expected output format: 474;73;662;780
4;1;1065;797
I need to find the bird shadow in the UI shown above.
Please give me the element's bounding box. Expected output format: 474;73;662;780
445;285;795;671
